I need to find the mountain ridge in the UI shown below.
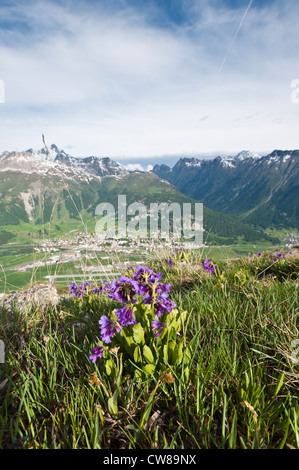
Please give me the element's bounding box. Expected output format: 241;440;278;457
152;149;299;229
0;144;278;245
0;144;128;182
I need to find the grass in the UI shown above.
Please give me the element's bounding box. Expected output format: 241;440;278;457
0;248;299;449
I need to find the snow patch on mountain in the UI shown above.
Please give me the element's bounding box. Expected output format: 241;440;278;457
221;159;235;168
234;150;261;161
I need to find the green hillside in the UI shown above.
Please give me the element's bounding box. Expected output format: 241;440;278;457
0;170;278;245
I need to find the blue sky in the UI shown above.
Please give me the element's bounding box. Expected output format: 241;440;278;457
0;0;298;168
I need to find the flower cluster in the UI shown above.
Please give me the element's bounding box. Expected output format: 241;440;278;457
90;265;177;360
272;253;285;262
69;280;111;299
68;281;90;299
92;280;111;296
203;258;216;275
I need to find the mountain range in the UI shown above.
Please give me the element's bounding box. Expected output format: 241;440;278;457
152;150;299;229
0;144;279;245
0;144;127;181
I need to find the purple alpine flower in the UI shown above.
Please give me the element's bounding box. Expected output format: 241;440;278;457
133;265;154;283
167;258;173;268
115;305;137;327
143;292;153;304
99;316;120;344
68;281;82;299
147;272;163;284
89;346;104;363
152;318;166;337
272;253;285;262
154;292;176;317
257;251;261;256
93;280;111;296
68;281;91;299
203;258;216;275
156;283;171;294
109;276;139;304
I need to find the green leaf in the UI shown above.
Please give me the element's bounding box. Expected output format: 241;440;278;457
133;323;145;345
163;344;168;363
274;372;284;397
143;345;154;364
105;359;113;376
143;364;155;375
167;341;176;364
123;334;135;355
244;371;250;390
108;389;119;416
173;340;183;365
228;411;237;449
133;345;141;363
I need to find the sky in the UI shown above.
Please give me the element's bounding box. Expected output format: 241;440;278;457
0;0;299;170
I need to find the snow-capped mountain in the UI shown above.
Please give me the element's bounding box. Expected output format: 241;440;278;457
0;144;128;181
152;150;299;228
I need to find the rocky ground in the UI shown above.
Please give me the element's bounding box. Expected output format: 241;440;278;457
0;283;60;314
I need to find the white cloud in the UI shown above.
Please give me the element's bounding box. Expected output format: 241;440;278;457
124;163;154;172
125;163;145;172
0;0;298;158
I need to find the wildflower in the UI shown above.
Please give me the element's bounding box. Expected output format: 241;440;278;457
109;276;139;304
203;258;216;275
257;251;261;256
172;247;183;257
154;292;176;317
99;316;120;344
272;253;285;262
142;282;175;315
156;283;171;294
89;346;104;363
152;318;166;337
167;258;173;268
68;281;90;298
147;271;163;284
93;280;110;296
68;281;81;298
115;305;137;327
133;265;153;283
